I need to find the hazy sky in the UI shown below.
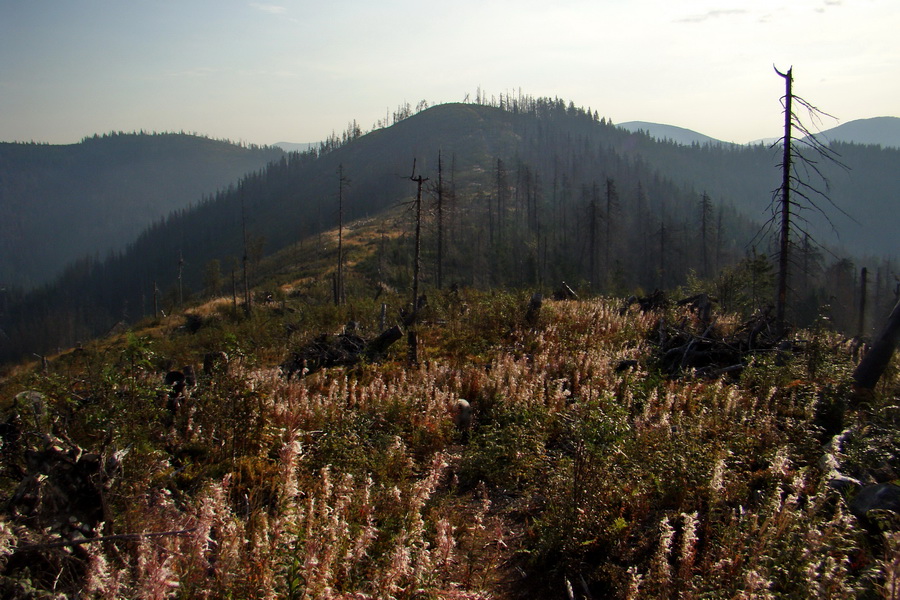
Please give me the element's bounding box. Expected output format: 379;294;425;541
1;0;897;145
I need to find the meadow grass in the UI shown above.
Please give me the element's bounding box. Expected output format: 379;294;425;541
0;293;896;598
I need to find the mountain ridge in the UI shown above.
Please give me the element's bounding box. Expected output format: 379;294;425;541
2;100;899;364
618;116;900;148
806;116;900;149
617;121;730;146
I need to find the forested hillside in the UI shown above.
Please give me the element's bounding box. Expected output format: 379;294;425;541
1;98;898;365
0;132;283;288
604;127;900;259
810;116;900;149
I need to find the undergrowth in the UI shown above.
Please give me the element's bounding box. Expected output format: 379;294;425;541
0;291;897;598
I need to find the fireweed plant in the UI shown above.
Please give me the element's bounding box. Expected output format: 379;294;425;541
0;292;897;598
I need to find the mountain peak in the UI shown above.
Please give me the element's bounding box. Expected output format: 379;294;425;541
809;116;900;149
617;121;728;146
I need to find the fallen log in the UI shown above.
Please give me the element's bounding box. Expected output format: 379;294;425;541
365;325;403;359
853;298;900;391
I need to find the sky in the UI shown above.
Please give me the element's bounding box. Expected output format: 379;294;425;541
1;0;897;146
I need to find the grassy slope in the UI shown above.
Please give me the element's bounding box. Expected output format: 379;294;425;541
1;274;898;598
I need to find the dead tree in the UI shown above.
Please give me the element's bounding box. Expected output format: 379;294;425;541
436;150;445;290
495;159;508;245
774;66;793;334
769;66;848;334
588;182;600;292
699;192;713;279
605;178;618;279
177;251;185;307
230;260;238;314
658;220;668;289
407;160;428;365
240;185;251;315
858;266;868;338
335;164;350;305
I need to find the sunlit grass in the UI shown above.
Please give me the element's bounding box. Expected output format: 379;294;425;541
0;293;896;599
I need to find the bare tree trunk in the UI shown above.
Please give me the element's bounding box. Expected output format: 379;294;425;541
775;66;793;334
496;159;507;245
635;182;650;284
177;252;184;308
240;187;251;315
589;182;599;292
858;267;868;337
332;273;339;306
231;267;237;313
337;167;344;305
700;192;712;279
408;160;428;365
436;150;444;290
605;178;616;279
336;163;349;305
659;221;667;289
715;208;724;275
242;258;250;316
411;172;424;320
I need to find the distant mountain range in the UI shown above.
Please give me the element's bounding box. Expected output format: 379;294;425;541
617;121;732;146
281;116;900;156
3;112;896;293
807;116;900;148
619;116;900;149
